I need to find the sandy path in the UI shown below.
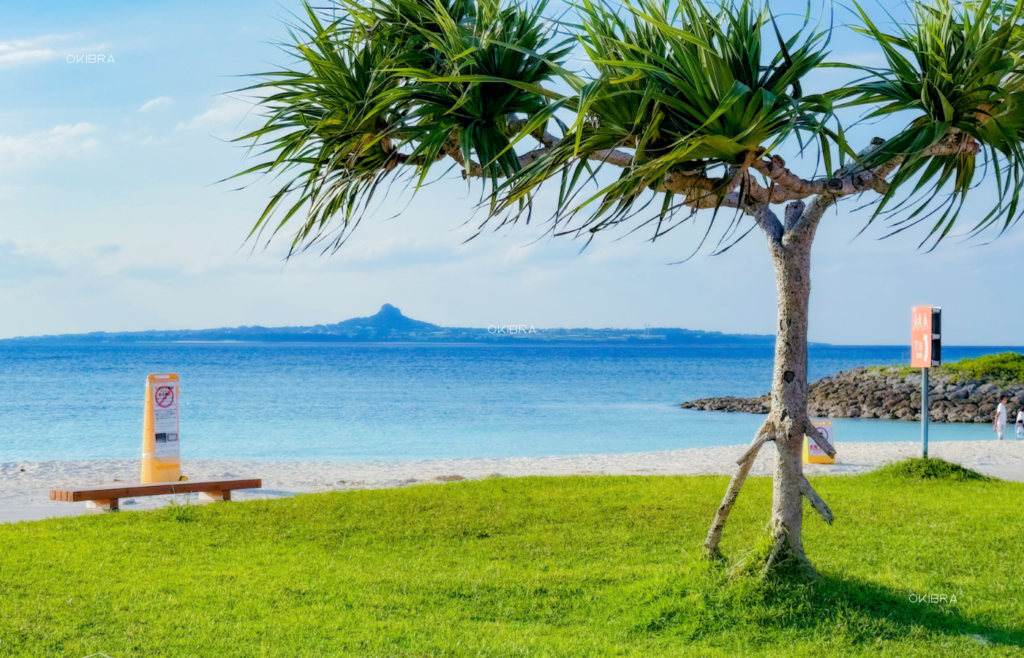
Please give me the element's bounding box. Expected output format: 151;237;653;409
3;440;1023;523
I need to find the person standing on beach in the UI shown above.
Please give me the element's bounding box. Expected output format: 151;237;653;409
1016;407;1024;440
994;397;1008;440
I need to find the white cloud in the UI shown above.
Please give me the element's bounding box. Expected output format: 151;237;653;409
0;123;99;164
0;35;61;69
140;96;173;112
177;96;255;132
0;34;104;70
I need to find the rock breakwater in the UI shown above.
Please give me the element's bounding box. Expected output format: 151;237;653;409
681;365;1024;422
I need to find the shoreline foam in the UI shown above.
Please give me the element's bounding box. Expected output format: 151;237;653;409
4;440;1023;523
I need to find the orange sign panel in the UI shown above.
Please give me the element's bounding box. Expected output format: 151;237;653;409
911;306;933;368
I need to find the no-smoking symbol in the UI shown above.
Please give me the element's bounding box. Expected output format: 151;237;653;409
155;386;175;408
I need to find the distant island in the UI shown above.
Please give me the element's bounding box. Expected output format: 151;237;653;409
3;303;778;346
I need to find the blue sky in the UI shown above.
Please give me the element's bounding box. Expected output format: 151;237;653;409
0;0;1021;345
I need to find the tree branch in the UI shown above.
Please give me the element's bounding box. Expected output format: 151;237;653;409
505;117;559;148
393;151;448;167
410;126;979;239
824;133;979;199
659;167;786;244
438;143;556;177
746;131;980;225
703;420;775;556
589;148;634;167
518;146;552;168
736;431;771;466
784;200;805;232
438;145;482;178
799;476;834;525
752;201;784;245
751;156;827;201
782;132;981;237
789;194;830;236
804;420;836;458
661;171;724;206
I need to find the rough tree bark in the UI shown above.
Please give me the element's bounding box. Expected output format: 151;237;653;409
702;197;836;577
764;203;817;574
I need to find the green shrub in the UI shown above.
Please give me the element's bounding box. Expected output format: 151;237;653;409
872;458;992;482
941;352;1024;384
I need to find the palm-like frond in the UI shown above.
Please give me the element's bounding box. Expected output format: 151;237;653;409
233;13;404;254
496;0;835;231
232;0;568;255
837;0;1024;247
382;0;573;184
234;0;1024;256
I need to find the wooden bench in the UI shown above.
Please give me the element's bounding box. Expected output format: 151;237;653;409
49;478;262;513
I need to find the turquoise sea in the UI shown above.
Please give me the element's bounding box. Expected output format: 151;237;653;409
0;343;1018;463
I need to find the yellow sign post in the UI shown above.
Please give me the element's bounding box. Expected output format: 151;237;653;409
141;374;185;483
803;420;836;464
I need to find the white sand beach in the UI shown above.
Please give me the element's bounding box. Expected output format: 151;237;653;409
3;440;1023;523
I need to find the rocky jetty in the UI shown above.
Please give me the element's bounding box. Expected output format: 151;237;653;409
681;364;1024;422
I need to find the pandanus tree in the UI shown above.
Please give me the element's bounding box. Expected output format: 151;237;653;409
233;0;1024;577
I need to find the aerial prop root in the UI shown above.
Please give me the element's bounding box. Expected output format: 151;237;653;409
702;417;776;557
800;475;834;525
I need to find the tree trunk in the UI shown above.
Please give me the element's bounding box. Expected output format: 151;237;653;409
702;199;834;579
764;226;814;576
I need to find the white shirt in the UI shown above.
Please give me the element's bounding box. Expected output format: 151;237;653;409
996;402;1007;426
1017;410;1024;424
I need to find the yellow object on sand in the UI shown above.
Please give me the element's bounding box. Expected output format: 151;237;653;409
803;419;836;465
141;374;183;483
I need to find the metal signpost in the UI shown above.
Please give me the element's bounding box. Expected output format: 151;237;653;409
911;307;941;459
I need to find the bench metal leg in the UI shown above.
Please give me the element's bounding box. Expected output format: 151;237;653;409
198;490;231;503
86;499;119;513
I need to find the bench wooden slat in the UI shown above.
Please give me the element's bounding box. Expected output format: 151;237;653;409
49;478;261;502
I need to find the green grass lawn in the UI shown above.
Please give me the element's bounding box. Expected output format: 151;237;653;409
1;465;1022;657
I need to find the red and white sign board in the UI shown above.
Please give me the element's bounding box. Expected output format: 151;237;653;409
911;306;933;368
153;384;179;458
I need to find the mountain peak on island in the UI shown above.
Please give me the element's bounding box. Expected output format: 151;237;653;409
333;304;439;333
